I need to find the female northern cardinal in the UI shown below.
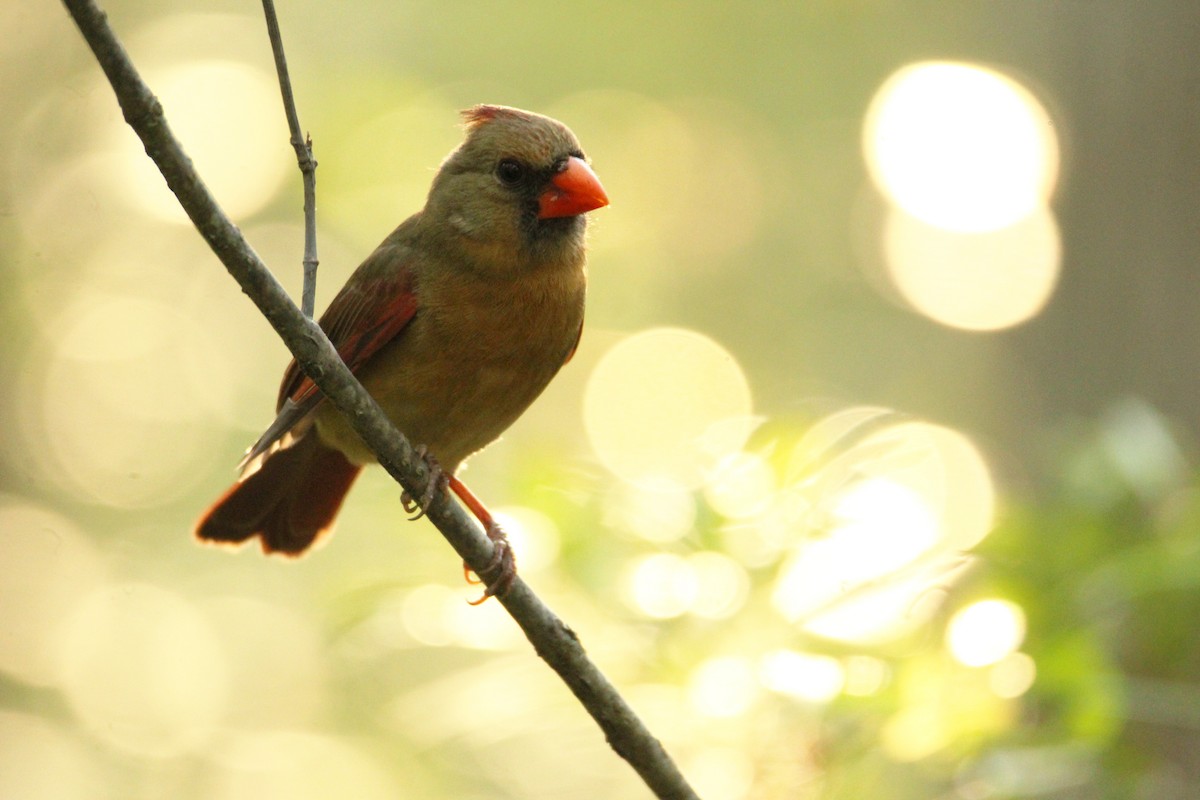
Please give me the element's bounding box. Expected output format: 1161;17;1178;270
195;105;608;598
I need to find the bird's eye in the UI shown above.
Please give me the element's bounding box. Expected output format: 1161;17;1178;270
496;158;526;186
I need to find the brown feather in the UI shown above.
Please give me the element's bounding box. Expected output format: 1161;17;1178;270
278;242;420;411
195;432;361;555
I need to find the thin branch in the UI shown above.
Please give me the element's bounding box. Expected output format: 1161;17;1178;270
261;0;319;317
60;2;701;798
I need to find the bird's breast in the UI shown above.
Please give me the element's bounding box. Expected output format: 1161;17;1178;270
316;263;586;471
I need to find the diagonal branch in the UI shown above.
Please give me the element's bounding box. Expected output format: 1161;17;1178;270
60;1;701;798
261;0;319;318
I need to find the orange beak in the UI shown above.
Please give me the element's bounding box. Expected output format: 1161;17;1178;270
538;156;609;220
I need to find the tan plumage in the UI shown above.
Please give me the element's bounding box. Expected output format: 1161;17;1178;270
195;105;607;561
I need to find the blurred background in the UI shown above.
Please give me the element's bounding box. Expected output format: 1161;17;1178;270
3;1;1199;798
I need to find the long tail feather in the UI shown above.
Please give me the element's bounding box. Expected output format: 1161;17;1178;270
195;434;361;555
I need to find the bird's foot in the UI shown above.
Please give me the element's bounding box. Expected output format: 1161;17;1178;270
465;521;517;605
401;445;448;520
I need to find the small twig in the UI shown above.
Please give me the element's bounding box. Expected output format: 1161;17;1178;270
61;2;701;798
261;0;318;318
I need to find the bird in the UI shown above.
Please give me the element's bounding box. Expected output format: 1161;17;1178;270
194;105;608;600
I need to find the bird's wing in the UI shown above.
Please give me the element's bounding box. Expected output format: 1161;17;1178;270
277;259;419;410
238;247;420;472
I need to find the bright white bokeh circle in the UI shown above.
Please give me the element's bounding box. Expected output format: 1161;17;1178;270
864;61;1058;233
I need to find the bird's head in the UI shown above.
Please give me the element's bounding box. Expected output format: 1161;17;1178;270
425;105;609;271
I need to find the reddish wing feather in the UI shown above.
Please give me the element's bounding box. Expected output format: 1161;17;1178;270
277;265;419;412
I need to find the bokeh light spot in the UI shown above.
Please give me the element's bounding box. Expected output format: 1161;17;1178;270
776;415;995;643
57;583;228;757
445;590;522;650
844;655;891;696
106;60;290;222
687;552;751;619
689;657;758;718
604;479;697;543
882;704;947;762
864;61;1059;232
401;584;460;647
625;553;698;619
946;599;1027;667
785;405;900;485
831;477;941;578
772;479;940;626
705;451;777;520
760;650;846;703
884;205;1061;331
989;652;1037;698
395;581;522;652
30;292;228;507
584;328;754;490
398;585;520;652
792;565;963;644
927;425;996;552
492;506;561;573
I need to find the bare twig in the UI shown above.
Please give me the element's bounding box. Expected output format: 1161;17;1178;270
261;0;319;317
60;2;701;798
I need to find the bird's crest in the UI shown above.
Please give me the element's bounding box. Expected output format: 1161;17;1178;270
461;104;523;129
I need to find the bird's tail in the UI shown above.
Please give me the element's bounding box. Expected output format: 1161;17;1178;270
194;432;362;555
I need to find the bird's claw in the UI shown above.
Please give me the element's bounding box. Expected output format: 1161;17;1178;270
465;521;517;605
401;445;448;520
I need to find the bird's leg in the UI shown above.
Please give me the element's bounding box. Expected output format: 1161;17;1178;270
447;475;517;604
401;445;449;520
400;456;516;602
